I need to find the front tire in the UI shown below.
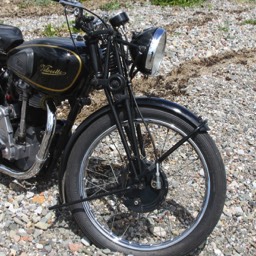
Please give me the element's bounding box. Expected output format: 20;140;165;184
65;106;226;256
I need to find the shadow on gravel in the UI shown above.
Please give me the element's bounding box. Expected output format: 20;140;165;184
0;167;58;194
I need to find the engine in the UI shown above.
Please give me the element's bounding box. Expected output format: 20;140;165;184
0;70;48;171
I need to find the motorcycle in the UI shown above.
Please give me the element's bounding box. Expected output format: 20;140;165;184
0;0;226;255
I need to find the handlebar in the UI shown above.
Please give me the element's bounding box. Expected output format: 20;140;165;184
52;0;109;33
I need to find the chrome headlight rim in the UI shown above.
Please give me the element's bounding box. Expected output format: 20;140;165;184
145;28;166;75
129;27;166;76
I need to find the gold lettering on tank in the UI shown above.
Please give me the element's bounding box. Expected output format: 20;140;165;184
40;64;66;76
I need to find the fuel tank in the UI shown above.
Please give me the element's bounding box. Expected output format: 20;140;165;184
7;37;88;93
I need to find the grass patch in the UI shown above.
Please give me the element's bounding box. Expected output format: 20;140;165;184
18;0;52;8
100;1;121;11
234;0;256;3
218;21;230;32
43;21;80;37
241;19;256;25
43;24;59;37
151;0;206;7
218;25;229;32
34;0;52;5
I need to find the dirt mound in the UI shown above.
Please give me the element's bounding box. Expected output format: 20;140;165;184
133;48;256;97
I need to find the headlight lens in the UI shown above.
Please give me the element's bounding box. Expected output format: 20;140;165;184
130;27;166;75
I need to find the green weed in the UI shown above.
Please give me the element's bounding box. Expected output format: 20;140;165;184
35;0;52;5
100;1;121;11
234;0;256;3
241;19;256;25
43;24;58;37
19;0;52;8
43;21;81;37
218;21;230;32
151;0;206;7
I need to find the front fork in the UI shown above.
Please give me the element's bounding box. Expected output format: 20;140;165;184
49;93;208;210
104;85;143;181
104;84;209;190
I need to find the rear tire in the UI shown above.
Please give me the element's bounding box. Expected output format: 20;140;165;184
65;106;226;256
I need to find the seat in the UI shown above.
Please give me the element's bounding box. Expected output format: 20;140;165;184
0;24;24;52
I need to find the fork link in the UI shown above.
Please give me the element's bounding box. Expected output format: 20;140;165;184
104;87;139;180
124;97;144;177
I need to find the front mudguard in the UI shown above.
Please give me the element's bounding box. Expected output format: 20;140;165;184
58;96;209;202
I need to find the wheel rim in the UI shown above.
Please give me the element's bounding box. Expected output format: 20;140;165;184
79;118;211;251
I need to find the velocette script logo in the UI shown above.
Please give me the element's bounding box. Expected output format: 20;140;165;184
40;64;66;76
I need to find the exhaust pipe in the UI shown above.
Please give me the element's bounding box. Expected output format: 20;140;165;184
0;101;57;179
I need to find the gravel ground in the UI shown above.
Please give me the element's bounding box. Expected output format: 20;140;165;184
0;0;256;255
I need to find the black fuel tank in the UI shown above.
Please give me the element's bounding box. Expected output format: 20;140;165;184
7;37;88;93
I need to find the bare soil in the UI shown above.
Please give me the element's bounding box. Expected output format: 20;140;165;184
137;48;256;96
0;0;140;18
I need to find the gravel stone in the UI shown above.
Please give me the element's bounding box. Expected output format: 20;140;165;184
81;237;91;246
0;1;255;255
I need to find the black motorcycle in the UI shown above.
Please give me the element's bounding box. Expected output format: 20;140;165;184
0;0;226;255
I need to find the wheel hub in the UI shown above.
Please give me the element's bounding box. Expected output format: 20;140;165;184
122;166;168;213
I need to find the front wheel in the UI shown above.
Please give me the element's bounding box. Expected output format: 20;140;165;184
65;106;226;256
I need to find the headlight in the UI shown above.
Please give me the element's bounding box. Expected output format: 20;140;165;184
130;27;166;75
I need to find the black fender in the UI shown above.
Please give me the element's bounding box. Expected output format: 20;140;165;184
58;96;208;202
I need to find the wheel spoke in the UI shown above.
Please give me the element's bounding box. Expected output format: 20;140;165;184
79;116;211;250
108;134;126;162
